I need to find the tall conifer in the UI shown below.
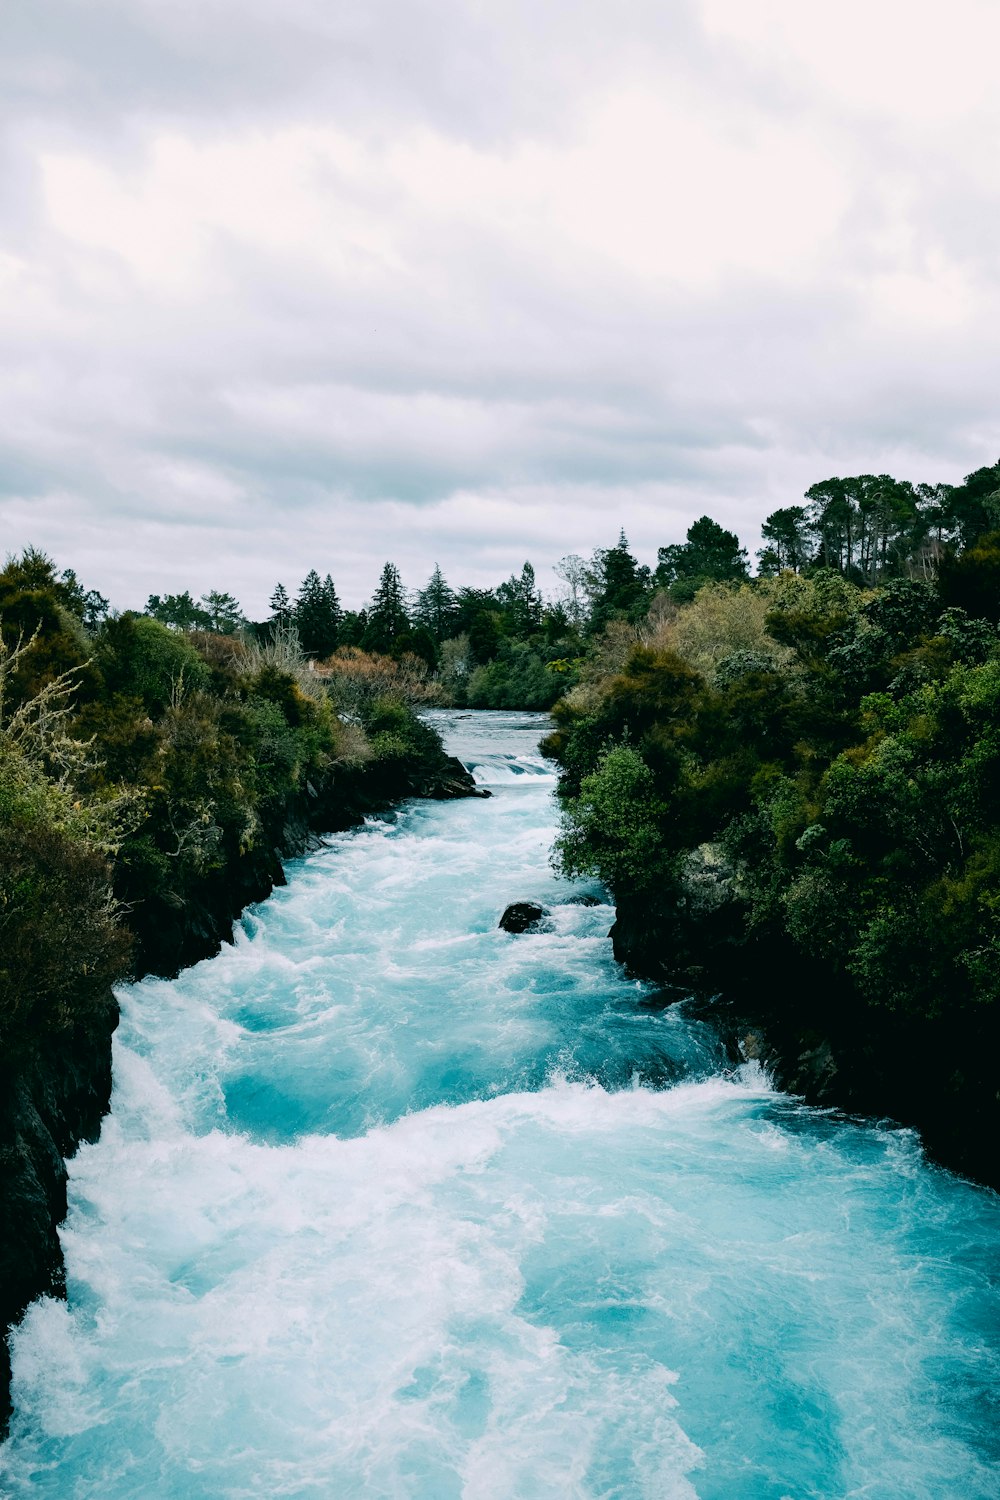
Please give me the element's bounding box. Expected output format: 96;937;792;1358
363;562;409;652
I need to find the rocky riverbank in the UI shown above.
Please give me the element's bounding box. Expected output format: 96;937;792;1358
607;892;1000;1193
0;746;481;1435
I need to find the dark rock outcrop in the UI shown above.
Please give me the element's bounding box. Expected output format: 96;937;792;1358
499;901;549;934
0;1006;117;1434
422;756;491;801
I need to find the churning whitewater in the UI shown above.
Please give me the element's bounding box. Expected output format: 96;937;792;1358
2;711;999;1499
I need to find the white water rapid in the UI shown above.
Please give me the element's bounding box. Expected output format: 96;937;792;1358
2;711;999;1498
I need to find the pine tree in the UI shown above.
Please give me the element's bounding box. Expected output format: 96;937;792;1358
588;531;651;631
269;582;292;626
321;574;342;642
496;561;542;636
654;518;748;599
757;508;809;576
146;590;212;631
414;564;458;640
363;562;409;653
295;569;341;658
200;590;245;634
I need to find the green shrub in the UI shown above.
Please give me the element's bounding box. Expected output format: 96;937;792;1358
555;745;671;894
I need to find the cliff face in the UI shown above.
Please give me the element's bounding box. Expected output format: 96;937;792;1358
0;747;480;1435
0;1009;117;1434
608;891;1000;1193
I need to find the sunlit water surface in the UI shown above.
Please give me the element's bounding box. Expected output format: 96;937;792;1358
3;710;999;1499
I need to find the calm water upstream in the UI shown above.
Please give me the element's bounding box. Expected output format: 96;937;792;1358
2;710;999;1499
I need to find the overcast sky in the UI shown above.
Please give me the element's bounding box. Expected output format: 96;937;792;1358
1;0;998;614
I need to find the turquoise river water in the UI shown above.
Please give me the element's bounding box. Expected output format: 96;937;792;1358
2;710;999;1499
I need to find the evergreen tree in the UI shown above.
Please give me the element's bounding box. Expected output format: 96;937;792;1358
59;568;110;630
146;591;212;631
453;587;500;638
321;574;342;641
802;475;929;584
804;479;857;574
758;507;810;575
496;562;542;636
295;569;341;657
414;564;458;640
588;531;651;631
655;517;749;600
338;608;367;647
363;562;409;653
941;460;1000;549
200;590;245;634
269;583;292;627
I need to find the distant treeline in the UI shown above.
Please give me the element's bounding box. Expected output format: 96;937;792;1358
128;457;1000;710
2;452;998;1055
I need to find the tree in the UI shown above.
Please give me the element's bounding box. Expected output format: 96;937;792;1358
758;507;810;575
295;570;341;657
804;479;857;574
0;629;135;1046
362;562;409;654
803;475;929;584
453;587;500;640
414;564;458;640
496;561;542;637
0;549;96;705
338;608;367;648
588;532;651;632
938;532;1000;622
655;516;749;599
200;590;244;634
269;583;292;627
942;461;1000;549
59;568;110;630
146;591;212;631
468;609;503;666
322;575;342;637
554;554;588;629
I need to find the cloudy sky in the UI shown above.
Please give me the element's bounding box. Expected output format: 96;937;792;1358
1;0;998;614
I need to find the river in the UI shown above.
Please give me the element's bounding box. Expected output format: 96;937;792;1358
2;710;999;1499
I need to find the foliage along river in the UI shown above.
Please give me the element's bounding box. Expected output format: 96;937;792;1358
3;710;1000;1499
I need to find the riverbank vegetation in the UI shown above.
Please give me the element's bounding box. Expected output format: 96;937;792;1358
542;458;1000;1182
0;551;465;1054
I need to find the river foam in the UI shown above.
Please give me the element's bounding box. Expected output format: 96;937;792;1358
3;711;999;1499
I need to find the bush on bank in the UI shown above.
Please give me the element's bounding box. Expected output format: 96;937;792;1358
545;572;1000;1029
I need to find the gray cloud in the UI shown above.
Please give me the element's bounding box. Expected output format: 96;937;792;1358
1;0;998;614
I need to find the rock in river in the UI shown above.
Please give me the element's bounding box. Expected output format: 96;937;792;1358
498;901;549;934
